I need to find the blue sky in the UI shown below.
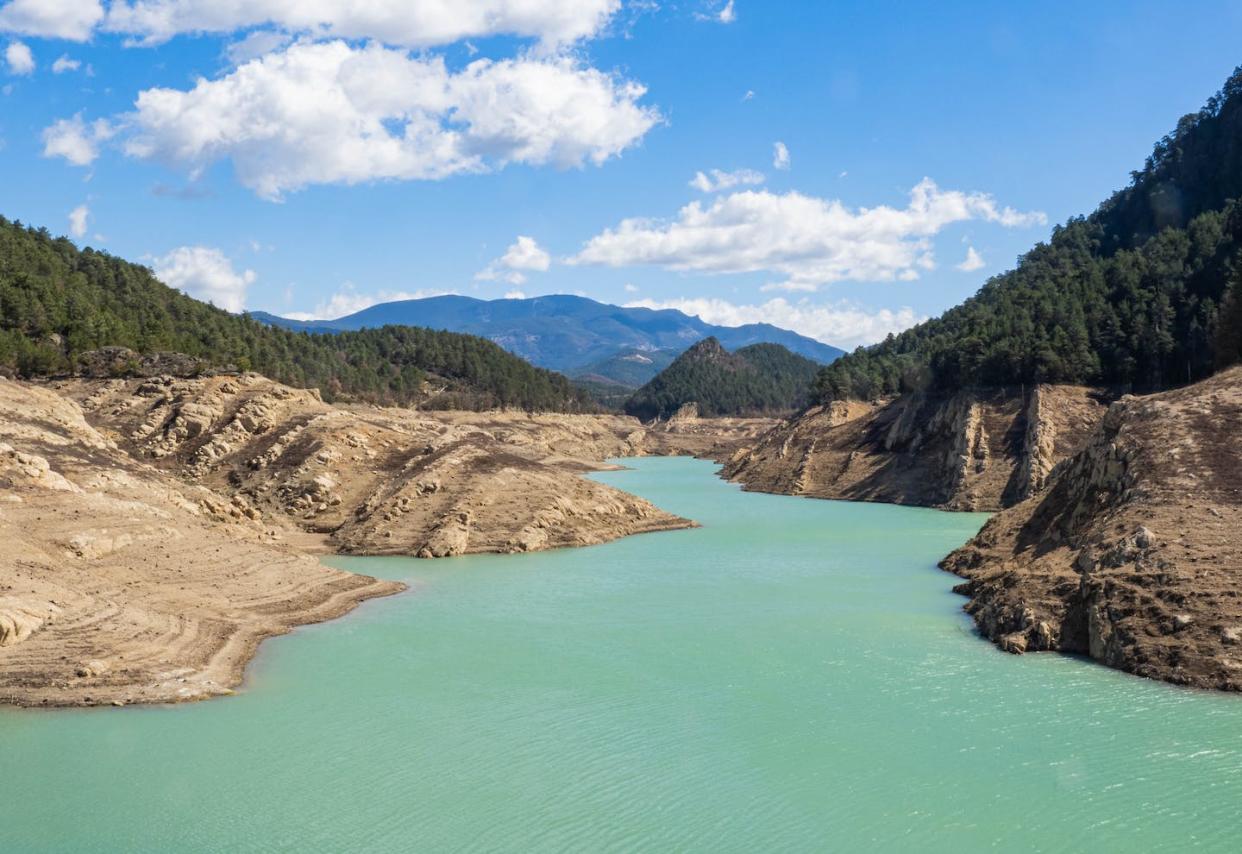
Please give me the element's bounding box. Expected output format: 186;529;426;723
2;0;1240;348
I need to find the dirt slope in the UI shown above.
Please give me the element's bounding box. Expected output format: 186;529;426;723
943;367;1242;690
0;377;403;708
58;375;691;558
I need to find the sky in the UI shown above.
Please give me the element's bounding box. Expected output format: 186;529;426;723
2;1;1241;349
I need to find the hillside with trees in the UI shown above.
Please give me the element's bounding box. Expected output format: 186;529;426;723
0;217;590;412
625;338;820;421
815;66;1242;403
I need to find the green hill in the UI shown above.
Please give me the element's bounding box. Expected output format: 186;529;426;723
0;217;590;412
816;67;1242;403
625;338;820;421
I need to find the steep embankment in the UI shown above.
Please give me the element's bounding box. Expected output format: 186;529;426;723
943;367;1242;690
724;385;1108;511
0;377;403;708
57;374;691;558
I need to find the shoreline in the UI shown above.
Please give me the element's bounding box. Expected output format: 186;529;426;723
1;377;742;710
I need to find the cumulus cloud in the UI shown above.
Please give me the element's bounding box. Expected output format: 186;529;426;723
102;0;619;48
689;168;764;193
571;179;1045;290
223;30;290;66
112;41;658;199
41;113;115;166
68;203;89;238
4;40;33;74
476;235;551;285
956;245;985;272
153;246;255;312
625;297;924;349
284;283;453;320
0;0;103;41
772;141;790;170
52;53;81;73
503;289;526;299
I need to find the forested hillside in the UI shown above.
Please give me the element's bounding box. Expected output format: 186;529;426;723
816;67;1242;402
0;218;589;411
625;338;820;420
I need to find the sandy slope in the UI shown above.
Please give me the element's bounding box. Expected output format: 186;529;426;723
0;378;403;707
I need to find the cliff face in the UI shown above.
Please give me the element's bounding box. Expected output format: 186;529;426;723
943;367;1242;690
723;385;1108;512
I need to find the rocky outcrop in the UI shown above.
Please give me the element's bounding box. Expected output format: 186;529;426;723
943;367;1242;690
724;386;1108;512
58;374;692;560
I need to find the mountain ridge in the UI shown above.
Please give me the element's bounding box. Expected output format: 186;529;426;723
625;337;822;421
251;294;844;386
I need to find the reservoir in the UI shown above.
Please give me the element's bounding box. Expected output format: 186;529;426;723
3;457;1240;851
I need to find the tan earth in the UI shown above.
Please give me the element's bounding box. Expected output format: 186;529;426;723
722;384;1110;511
1;374;758;708
942;367;1242;690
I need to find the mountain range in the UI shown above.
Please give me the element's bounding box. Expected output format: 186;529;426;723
250;295;844;387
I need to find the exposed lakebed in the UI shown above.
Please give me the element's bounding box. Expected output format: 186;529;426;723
3;457;1240;851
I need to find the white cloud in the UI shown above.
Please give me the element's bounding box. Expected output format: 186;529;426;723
742;89;755;102
503;289;526;299
624;282;639;293
4;40;33;74
68;203;89;238
689;167;764;193
625;297;924;349
571;179;1045;291
956;245;985;272
223;30;290;65
103;0;620;49
116;41;658;199
41;113;115;166
772;141;790;170
51;53;81;73
0;0;103;41
284;283;453;320
718;1;736;23
153;246;255;312
476;235;551;285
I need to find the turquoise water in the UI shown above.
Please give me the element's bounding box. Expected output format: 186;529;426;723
3;457;1242;852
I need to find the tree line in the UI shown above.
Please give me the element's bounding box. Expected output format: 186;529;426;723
0;217;593;412
815;66;1242;403
625;338;820;420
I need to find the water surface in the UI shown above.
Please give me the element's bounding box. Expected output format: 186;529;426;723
3;457;1241;851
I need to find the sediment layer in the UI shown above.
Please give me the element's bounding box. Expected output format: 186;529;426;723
723;385;1108;511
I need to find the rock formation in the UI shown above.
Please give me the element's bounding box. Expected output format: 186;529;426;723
942;367;1242;690
723;385;1108;511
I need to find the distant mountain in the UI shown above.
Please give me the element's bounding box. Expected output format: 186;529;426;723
624;338;821;421
251;294;843;385
573;348;679;388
